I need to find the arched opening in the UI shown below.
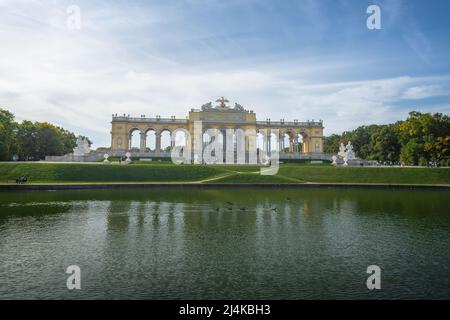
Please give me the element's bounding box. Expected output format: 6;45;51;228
300;132;309;153
270;132;278;152
295;133;304;153
202;130;223;148
173;129;188;147
227;131;237;163
129;128;141;151
256;131;265;152
145;129;156;152
160;129;172;152
203;131;211;148
283;133;290;153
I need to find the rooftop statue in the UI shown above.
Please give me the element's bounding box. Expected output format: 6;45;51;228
216;96;230;109
234;103;245;111
201;102;213;111
201;97;247;112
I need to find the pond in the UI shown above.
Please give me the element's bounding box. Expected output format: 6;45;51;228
0;188;449;299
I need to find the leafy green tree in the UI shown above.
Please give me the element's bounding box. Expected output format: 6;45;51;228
349;125;379;159
17;120;39;160
399;111;450;165
427;136;450;166
323;134;341;154
0;108;18;160
34;123;77;160
324;112;449;166
57;127;77;155
370;124;401;162
16;121;77;160
0;108;78;161
35;123;63;159
400;139;423;166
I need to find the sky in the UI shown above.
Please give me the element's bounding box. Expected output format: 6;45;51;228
1;0;450;148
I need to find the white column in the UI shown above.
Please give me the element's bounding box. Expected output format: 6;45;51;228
156;133;161;152
140;132;146;152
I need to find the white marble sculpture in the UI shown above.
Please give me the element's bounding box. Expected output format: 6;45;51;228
338;143;346;159
125;152;132;164
345;141;356;161
335;141;356;166
73;136;91;156
332;155;338;165
103;153;110;163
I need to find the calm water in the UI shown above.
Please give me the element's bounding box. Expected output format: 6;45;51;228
0;188;449;299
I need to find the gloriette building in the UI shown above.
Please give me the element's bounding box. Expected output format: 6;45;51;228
110;97;325;160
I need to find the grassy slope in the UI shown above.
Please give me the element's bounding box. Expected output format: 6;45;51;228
0;162;222;183
206;172;303;184
279;164;450;184
0;162;449;185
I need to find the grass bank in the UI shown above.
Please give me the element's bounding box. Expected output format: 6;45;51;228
0;162;449;185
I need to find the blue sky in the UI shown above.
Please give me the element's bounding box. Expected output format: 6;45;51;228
1;0;450;147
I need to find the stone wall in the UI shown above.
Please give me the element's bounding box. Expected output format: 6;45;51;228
45;152;104;162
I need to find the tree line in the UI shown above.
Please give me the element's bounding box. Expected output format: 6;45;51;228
2;107;449;165
0;108;77;161
324;111;450;166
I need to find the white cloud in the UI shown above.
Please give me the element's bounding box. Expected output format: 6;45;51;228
0;1;449;148
401;85;445;100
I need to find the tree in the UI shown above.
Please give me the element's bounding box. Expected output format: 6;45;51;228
17;120;39;160
324;111;449;166
430;136;450;166
323;134;341;154
370;124;401;163
16;121;77;160
349;125;379;159
57;127;77;155
0;108;18;160
399;111;450;165
34;122;77;160
400;139;423;166
0;108;78;161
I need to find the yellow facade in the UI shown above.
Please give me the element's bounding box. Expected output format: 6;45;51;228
110;98;324;155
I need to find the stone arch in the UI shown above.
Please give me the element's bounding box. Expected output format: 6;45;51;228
202;128;224;163
295;132;304;153
145;128;157;151
144;127;158;134
270;131;278;152
202;128;223;148
159;128;172;152
128;127;141;151
283;130;299;153
172;128;190;147
256;131;265;151
299;131;311;153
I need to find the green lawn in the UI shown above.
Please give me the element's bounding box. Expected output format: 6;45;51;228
279;164;450;184
206;172;303;184
0;162;222;183
0;162;449;185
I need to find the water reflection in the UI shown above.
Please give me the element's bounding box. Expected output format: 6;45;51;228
0;188;449;299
